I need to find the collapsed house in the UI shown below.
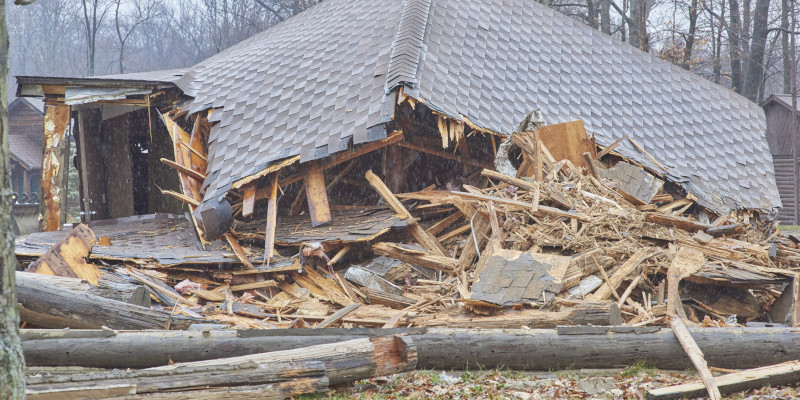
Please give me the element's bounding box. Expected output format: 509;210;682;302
14;0;800;397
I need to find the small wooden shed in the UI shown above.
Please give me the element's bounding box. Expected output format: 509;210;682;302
762;94;800;224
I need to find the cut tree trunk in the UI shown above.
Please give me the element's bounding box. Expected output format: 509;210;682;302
26;360;327;399
23;327;800;371
16;274;201;330
18;271;150;307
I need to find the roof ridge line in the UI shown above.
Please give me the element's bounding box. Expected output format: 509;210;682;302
384;0;433;93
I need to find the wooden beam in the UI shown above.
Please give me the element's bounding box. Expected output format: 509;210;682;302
365;170;448;256
40;104;71;231
315;304;360;328
223;233;256;271
450;190;591;222
160;157;206;182
587;249;651;301
161;190;200;207
264;175;279;262
278;131;403;188
668;316;722;400
305;161;332;227
596;135;627;158
242;185;255;217
647;360;800;400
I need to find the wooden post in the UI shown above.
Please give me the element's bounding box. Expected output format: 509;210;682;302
532;129;543;181
40;104;71;231
305;162;331;227
264;174;279;263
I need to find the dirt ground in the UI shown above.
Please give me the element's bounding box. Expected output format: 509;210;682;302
299;367;800;399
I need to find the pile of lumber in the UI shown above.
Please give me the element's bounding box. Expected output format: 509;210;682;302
15;119;800;397
15;125;800;332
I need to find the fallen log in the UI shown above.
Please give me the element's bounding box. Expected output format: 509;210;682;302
26;361;327;400
17;273;202;330
17;271;150;307
109;379;329;400
24;327;800;371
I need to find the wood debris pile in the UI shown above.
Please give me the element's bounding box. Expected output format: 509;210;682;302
14;117;800;398
14;121;800;333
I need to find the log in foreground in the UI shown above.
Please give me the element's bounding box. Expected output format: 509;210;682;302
26;335;414;399
26;360;327;399
17;271;151;307
17;273;202;330
22;327;800;371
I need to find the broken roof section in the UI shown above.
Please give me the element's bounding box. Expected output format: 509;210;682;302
166;0;779;215
16;0;779;216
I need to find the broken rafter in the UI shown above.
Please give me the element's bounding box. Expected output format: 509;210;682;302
160;158;206;182
365;170;448;256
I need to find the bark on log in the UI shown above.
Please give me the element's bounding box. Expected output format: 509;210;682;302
23;327;800;371
16;274;201;330
17;272;150;307
409;302;621;328
112;379;329;400
26;360;326;398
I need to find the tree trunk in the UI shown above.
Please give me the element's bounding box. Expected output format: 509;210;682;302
741;0;772;101
782;0;791;93
729;0;744;91
601;0;611;33
682;0;699;69
21;327;800;371
0;0;26;397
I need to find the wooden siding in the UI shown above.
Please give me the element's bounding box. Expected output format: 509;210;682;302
773;155;797;224
765;103;798;157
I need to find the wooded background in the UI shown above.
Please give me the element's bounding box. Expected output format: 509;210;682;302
4;0;799;103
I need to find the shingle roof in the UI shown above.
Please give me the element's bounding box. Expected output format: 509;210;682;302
177;0;779;213
9;135;42;171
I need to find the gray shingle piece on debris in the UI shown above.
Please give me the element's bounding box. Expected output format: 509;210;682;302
172;0;778;214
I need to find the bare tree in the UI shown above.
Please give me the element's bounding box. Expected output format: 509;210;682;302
115;0;164;73
80;0;114;76
741;0;771;100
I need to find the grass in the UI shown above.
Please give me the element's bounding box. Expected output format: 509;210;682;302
619;361;656;378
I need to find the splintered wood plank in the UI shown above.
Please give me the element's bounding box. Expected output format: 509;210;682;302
242;185;256;218
25;224;101;285
40;104;71;232
160;158;207;183
372;242;457;272
316;304;360;328
536;120;595;169
295;268;355;307
264;175;279;261
644;213;711;232
587;249;651;301
306;162;332;227
668;316;721;400
481;169;540;192
666;247;705;316
450;190;590;222
223;233;256;270
647;360;800;400
365;170;448;256
229;280;277;292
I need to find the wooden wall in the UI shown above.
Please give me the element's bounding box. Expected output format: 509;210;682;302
764;101;800;224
